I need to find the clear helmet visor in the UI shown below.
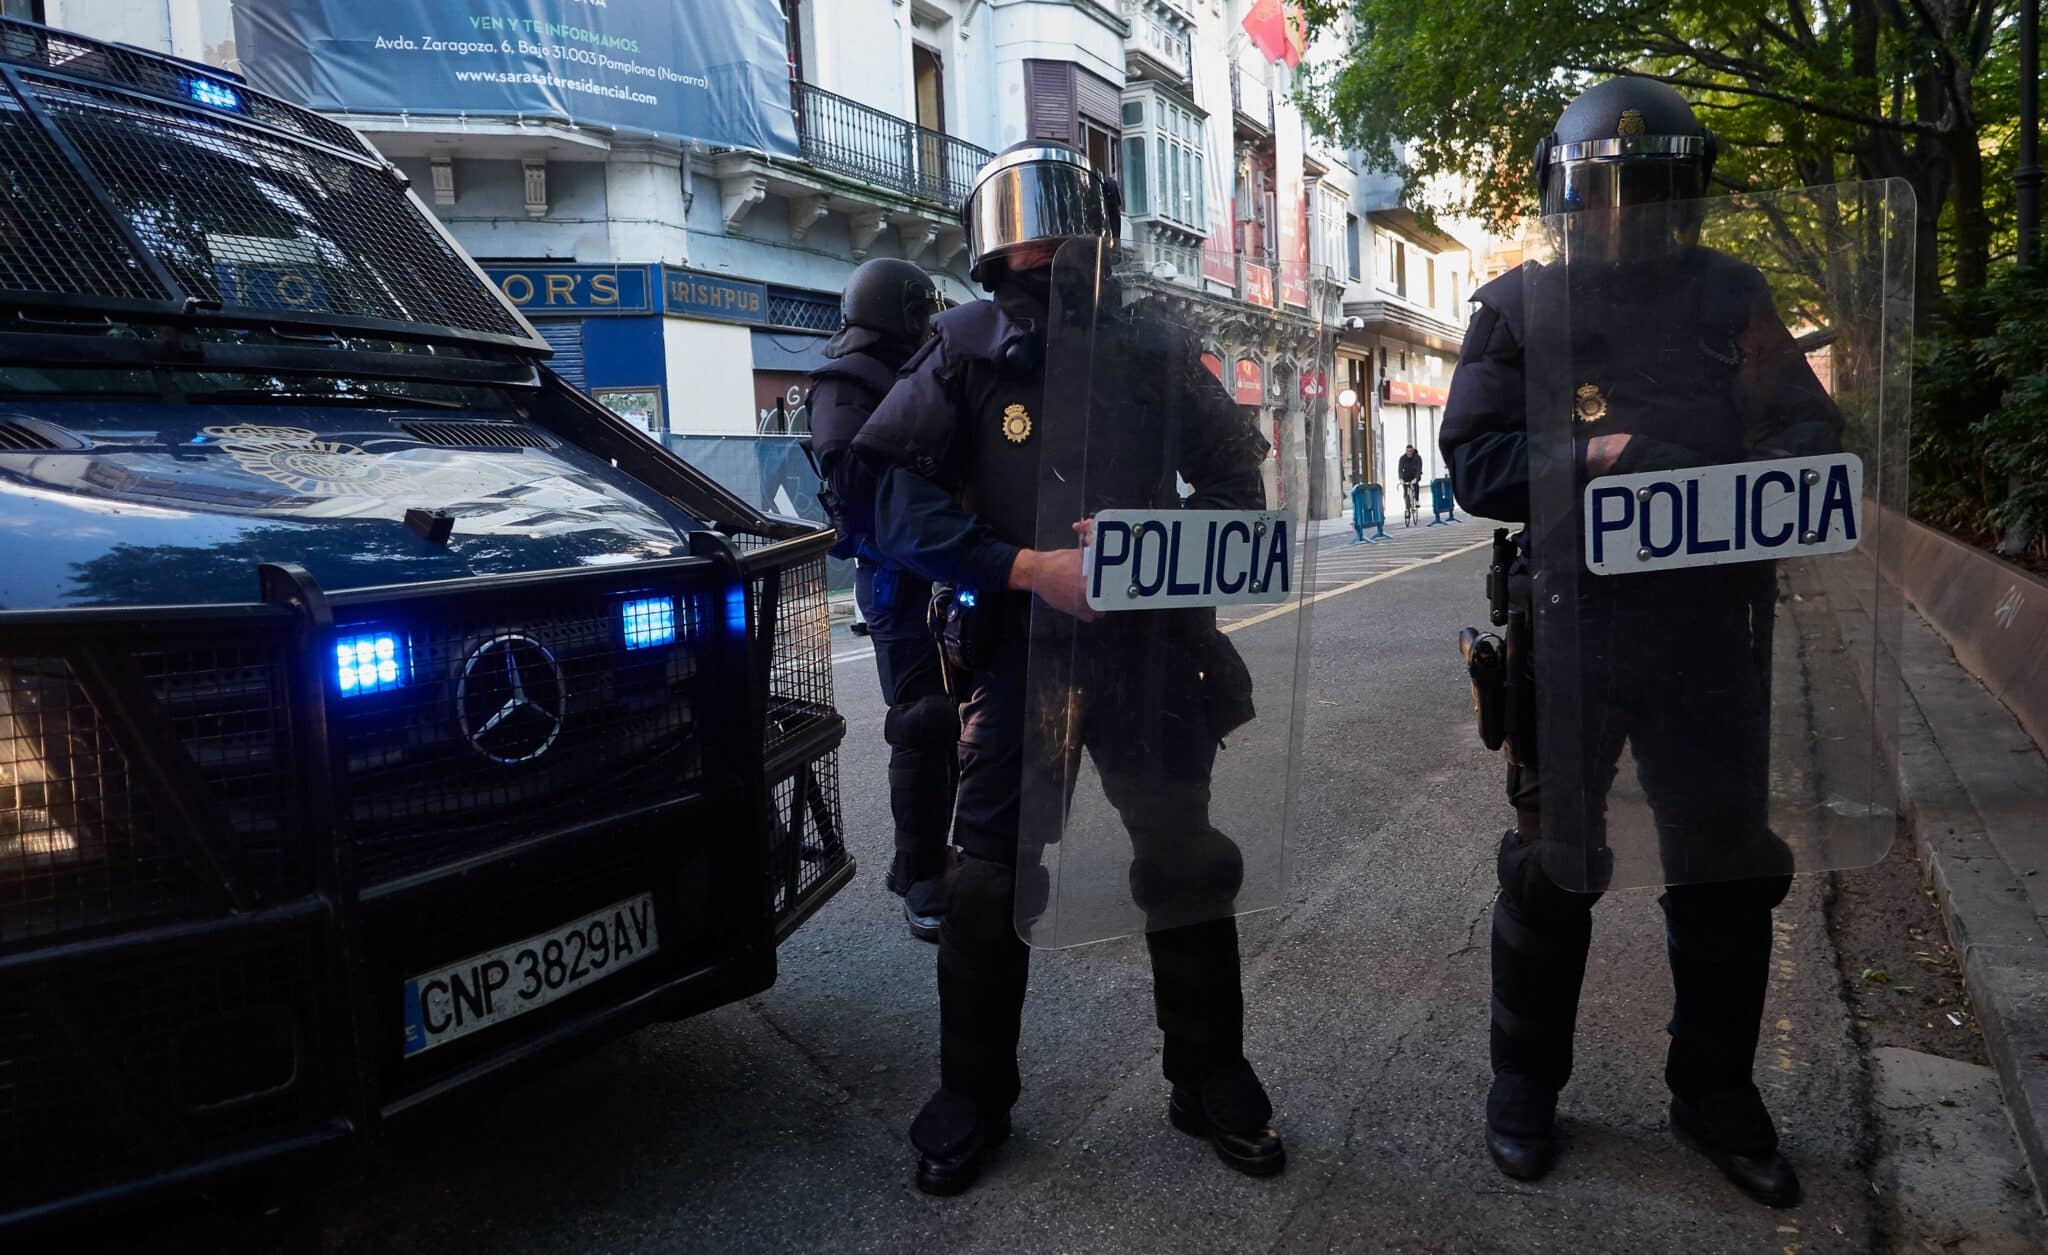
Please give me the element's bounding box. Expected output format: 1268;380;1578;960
1544;157;1708;264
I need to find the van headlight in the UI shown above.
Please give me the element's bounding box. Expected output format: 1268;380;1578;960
1;664;89;869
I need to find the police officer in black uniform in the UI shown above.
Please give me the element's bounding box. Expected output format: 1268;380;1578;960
1443;78;1841;1209
852;141;1286;1196
808;257;953;941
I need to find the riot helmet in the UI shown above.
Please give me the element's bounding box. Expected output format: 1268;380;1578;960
961;140;1121;288
1535;78;1716;263
823;257;939;359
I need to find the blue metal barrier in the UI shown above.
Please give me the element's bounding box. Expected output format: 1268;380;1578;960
1429;475;1459;526
1351;482;1388;543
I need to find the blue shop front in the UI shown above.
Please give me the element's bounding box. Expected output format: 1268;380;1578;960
482;264;841;438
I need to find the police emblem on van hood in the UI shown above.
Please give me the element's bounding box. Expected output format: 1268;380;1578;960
204;423;409;497
1574;384;1608;424
1001;403;1033;444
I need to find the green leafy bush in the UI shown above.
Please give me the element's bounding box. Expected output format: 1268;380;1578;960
1912;263;2048;557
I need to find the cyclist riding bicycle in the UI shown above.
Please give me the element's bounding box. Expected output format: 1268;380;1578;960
1398;444;1424;526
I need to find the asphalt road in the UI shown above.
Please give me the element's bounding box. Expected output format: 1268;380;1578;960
318;517;1886;1254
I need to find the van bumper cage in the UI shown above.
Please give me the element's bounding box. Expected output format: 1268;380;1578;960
0;532;847;1236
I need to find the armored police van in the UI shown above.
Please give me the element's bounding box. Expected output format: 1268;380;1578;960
0;19;849;1234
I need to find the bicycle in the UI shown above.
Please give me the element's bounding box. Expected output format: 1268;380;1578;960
1402;479;1422;527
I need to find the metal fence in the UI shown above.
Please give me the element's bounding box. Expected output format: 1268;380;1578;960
665;434;852;589
791;80;991;209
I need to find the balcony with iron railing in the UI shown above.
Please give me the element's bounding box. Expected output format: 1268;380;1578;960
790;80;991;209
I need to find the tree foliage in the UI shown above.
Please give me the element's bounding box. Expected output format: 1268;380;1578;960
1912;264;2048;557
1299;0;2017;307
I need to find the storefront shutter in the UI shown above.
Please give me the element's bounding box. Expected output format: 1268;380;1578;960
534;320;586;389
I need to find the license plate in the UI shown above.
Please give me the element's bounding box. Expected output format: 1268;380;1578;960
1084;508;1295;611
1583;453;1864;575
400;893;658;1057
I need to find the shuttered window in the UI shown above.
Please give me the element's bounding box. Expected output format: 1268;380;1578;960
1024;60;1121;146
1025;60;1074;143
534;319;586;389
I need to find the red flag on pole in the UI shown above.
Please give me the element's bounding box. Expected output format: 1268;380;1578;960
1241;0;1291;65
1242;0;1308;68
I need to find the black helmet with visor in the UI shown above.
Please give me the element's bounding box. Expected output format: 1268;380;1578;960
1535;78;1716;263
961;140;1121;288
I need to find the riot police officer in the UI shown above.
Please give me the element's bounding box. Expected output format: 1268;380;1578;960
852;141;1286;1195
808;257;953;941
1444;78;1841;1208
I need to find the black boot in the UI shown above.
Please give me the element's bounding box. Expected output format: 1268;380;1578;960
911;1088;1011;1197
1485;1072;1559;1181
1670;1093;1800;1208
901;874;945;944
1168;1061;1285;1178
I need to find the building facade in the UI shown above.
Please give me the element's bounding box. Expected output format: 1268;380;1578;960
46;0;1347;516
1327;157;1490;498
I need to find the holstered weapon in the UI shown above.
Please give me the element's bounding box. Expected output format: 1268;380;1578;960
1458;628;1505;751
1467;527;1538;768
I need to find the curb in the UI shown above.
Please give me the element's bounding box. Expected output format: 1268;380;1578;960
1883;592;2048;1209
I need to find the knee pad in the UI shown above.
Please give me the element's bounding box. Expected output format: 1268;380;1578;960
1129;830;1245;917
948;853;1022;947
885;691;960;752
1497;828;1599;924
1663;873;1791;929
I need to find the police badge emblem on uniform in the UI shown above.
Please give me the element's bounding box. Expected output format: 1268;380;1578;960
1001;403;1032;444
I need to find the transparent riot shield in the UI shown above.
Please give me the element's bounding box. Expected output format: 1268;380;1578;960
1520;179;1913;892
1015;238;1321;947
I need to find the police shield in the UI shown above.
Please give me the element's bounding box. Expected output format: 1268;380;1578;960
1014;238;1321;948
1520;179;1913;892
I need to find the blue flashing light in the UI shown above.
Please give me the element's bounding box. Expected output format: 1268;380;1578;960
188;78;242;111
725;586;750;635
334;631;406;696
957;589;978;608
621;596;677;649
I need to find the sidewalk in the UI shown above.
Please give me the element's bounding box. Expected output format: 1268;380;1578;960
1828;559;2048;1207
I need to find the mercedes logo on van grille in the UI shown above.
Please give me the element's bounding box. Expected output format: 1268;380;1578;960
457;634;565;764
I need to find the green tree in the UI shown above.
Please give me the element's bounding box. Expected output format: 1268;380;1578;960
1299;0;2017;310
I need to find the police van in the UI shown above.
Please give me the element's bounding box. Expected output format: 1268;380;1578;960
0;19;849;1235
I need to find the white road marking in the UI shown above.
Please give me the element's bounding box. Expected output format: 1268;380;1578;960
1224;536;1492;635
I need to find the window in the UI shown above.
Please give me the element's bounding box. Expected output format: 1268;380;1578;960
1393;239;1407;299
1314;182;1348;279
912;44;945;132
1346;214;1361;281
1122;137;1150;216
1026;60;1120;146
1375;231;1396;294
1121;85;1208;233
1426;256;1436;309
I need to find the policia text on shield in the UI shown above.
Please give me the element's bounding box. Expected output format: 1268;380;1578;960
1445;77;1910;1209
